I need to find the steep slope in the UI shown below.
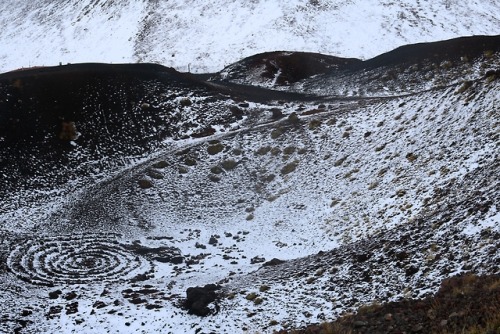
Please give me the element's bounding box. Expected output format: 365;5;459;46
0;39;499;333
1;0;500;73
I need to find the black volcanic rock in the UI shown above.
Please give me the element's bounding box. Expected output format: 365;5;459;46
184;284;221;316
0;63;237;203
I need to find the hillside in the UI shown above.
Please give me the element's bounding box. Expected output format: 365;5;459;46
1;0;499;73
0;36;499;333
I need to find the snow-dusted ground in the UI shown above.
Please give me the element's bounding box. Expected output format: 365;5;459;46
1;60;498;333
1;0;500;73
0;2;499;331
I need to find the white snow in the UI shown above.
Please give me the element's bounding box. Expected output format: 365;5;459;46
1;0;499;73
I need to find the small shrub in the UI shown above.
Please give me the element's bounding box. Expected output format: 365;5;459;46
271;128;284;139
406;152;418;162
59;121;79;141
207;143;224;155
308;119;322;129
178;166;188;174
147;169;164;180
440;166;450;175
287;112;300;124
232;148;243;155
440;60;453;69
281;161;298;175
456;81;472;94
378;167;389;176
344;168;359;179
210;166;223;174
271;147;281;156
152;160;168;169
256;146;272;155
262;174;275;182
259;285;270;292
246;292;258;301
138;179;153;189
396;189;406;197
483;50;494;58
208;175;220;182
267;195;279;202
246;214;254;221
486;74;497;83
221;159;237;170
283;146;296;155
253;297;263;305
270;108;283;119
184;157;197;166
334;156;348;167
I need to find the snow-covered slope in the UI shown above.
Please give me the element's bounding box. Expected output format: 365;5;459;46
0;37;498;333
1;0;500;73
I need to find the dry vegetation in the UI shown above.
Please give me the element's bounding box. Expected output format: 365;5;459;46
277;274;500;334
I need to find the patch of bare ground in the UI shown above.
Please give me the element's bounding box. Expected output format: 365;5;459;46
277;273;500;334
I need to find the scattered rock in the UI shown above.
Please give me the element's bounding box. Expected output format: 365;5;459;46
48;290;62;299
64;291;77;300
66;302;78;315
229;106;244;119
20;309;32;317
406;265;419;276
195;242;207;249
93;301;107;309
251;256;266;264
184;284;221;316
208;236;218;245
271;108;283;119
46;306;63;319
356;253;371;262
145;304;162;310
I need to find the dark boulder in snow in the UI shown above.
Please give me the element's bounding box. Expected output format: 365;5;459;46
184;284;221;316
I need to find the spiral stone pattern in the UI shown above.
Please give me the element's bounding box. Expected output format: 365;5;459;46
7;234;153;285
